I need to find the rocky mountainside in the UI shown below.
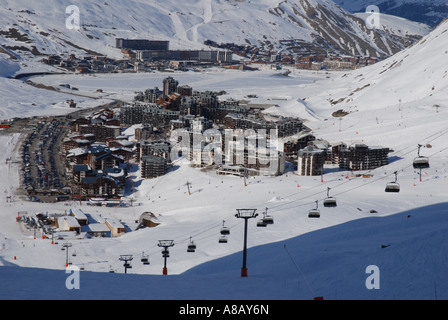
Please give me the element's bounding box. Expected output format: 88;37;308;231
0;0;431;63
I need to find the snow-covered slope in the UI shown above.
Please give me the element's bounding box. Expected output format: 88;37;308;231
1;202;447;300
299;17;448;117
333;0;448;27
0;0;430;63
0;53;20;77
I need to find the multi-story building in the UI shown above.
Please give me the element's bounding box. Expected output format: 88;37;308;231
338;143;390;171
140;155;167;179
297;146;327;176
115;38;169;51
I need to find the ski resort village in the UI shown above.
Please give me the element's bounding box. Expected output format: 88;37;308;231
0;0;448;303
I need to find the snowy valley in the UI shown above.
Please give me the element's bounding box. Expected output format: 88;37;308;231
0;0;447;303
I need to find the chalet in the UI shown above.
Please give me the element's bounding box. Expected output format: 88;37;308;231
79;124;121;142
57;216;81;233
70;209;89;226
69;118;91;132
105;218;126;237
87;145;125;170
66;148;89;165
80;175;123;198
110;146;134;161
63;138;92;152
138;212;161;228
86;223;110;237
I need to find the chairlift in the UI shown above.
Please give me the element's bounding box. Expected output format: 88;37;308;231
187;237;196;253
413;144;430;169
141;252;150;265
308;200;321;218
323;187;337;208
161;249;170;258
385;171;400;193
257;219;267;227
262;207;274;225
219;235;228;243
220;220;230;235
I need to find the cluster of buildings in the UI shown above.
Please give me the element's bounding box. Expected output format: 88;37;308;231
63;109;132;200
295;141;391;176
294;54;379;71
42;53;134;74
116;38;234;71
59;74;391;199
18;209;160;240
122;76;392;179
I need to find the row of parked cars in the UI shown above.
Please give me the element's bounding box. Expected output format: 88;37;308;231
21;120;65;192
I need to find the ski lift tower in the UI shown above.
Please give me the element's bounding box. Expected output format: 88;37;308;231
62;242;72;267
158;240;175;275
119;254;133;274
235;209;258;277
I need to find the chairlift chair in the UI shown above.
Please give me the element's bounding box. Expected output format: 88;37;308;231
220;220;230;235
262;208;274;225
219;235;228;243
323;187;337;208
385;171;400;193
141;252;150;265
161;249;170;258
257;219;267;227
308;200;321;218
413;144;430;169
413;157;430;169
187;237;196;252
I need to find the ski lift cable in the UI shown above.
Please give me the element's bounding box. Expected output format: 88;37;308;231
155;138;448;249
266;144;448;215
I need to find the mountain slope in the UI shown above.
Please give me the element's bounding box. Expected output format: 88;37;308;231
1;202;447;300
299;17;448;118
0;0;431;64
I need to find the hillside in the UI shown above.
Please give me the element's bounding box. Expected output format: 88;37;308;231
1;203;447;300
0;0;431;65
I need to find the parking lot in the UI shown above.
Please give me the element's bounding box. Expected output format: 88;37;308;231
18;117;70;202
